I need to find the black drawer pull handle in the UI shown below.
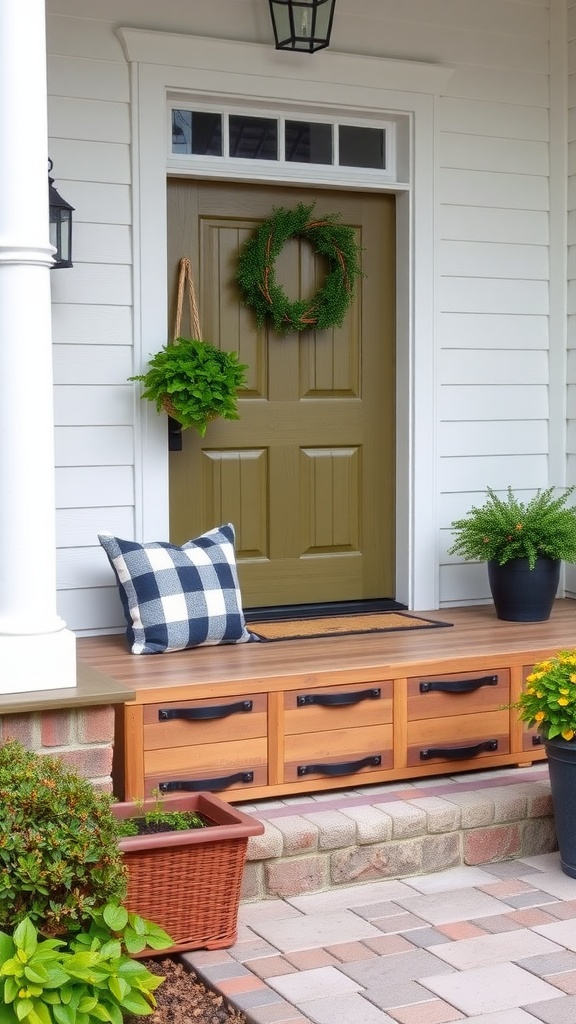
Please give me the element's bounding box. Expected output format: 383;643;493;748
298;754;382;777
532;734;545;746
419;675;498;694
159;700;253;722
159;771;254;793
297;688;381;708
420;740;498;761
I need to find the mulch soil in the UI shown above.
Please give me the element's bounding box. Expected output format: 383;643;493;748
129;957;247;1024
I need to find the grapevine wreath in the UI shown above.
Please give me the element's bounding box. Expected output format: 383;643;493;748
236;202;363;334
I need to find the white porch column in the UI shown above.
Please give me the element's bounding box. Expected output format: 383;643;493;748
0;0;76;693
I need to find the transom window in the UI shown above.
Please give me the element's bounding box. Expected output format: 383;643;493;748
171;108;388;172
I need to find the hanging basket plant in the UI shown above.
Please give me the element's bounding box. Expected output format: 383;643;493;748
130;258;248;437
236;202;363;334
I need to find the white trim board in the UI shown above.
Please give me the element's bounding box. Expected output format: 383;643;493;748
118;29;454;610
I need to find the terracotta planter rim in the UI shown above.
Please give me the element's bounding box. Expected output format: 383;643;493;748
113;791;264;853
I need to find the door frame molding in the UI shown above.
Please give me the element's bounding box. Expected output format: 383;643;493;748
118;28;454;610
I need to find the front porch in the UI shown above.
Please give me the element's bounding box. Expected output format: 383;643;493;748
70;600;576;894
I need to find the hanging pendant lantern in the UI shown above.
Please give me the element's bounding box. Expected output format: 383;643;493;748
268;0;336;53
48;160;74;269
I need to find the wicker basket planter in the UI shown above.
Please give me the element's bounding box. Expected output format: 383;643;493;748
112;792;264;954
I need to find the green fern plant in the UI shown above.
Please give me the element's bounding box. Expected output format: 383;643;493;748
448;486;576;568
130;338;248;437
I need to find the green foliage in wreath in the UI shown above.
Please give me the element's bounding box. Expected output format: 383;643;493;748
130;338;248;437
236;202;363;334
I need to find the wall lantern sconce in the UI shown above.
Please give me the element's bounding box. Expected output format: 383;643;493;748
268;0;336;53
48;159;74;268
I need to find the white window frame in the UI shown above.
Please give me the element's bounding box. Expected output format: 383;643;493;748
168;100;399;185
117;28;454;610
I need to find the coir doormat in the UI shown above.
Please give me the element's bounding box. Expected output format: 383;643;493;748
248;611;452;642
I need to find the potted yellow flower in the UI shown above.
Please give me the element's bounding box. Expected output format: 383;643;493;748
513;650;576;878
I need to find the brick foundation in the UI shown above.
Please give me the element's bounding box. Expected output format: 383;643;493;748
0;706;115;791
241;777;558;901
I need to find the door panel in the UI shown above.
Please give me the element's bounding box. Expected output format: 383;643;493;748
167;181;395;608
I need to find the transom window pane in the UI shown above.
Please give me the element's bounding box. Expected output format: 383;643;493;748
170;108;388;172
172;110;222;156
285;121;332;164
339;125;385;169
229;115;278;160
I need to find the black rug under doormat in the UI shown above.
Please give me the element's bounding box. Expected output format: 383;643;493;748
248;611;452;642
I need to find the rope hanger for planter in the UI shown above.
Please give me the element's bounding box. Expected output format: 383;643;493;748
173;256;203;342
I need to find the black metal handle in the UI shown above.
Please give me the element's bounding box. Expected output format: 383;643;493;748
419;675;498;694
297;688;381;708
298;754;382;777
420;740;498;761
532;734;545;746
159;771;254;793
159;700;253;722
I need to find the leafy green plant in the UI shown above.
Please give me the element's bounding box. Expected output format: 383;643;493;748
511;649;576;741
129;338;248;436
0;741;127;934
0;903;172;1024
115;789;207;837
448;486;576;569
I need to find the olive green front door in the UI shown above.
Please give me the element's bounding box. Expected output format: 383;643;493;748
167;180;395;608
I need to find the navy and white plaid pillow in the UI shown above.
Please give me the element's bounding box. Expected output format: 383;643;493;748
98;524;252;654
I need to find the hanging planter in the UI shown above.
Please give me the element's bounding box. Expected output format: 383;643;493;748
130;258;248;436
236;201;363;333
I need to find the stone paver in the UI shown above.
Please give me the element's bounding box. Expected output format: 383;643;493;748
419;963;561;1014
180;777;576;1024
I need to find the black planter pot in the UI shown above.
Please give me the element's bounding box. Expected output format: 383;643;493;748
487;557;560;622
544;735;576;878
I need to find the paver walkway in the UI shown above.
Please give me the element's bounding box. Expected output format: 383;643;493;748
184;852;576;1024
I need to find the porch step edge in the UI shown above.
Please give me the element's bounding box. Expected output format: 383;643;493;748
240;779;557;901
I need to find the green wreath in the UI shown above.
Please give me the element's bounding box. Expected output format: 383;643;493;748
236;202;363;334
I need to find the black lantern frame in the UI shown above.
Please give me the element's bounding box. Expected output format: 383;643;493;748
268;0;336;53
48;159;74;269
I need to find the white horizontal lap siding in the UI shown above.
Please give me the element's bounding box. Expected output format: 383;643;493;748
47;46;135;631
437;0;551;607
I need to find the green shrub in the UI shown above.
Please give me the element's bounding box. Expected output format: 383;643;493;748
0;741;127;933
0;903;172;1024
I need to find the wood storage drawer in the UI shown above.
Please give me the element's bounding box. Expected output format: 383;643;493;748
406;710;510;768
142;693;267;796
284;681;393;784
407;668;510;720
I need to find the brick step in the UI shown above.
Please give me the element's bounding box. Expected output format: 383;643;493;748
239;768;557;901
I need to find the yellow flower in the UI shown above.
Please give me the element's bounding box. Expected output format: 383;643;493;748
534;711;545;721
515;523;523;530
571;674;576;683
561;729;575;740
558;698;569;706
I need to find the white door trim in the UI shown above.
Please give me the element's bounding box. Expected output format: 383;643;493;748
118;29;454;610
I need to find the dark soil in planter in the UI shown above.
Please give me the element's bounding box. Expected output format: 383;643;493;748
128;958;247;1024
122;811;211;836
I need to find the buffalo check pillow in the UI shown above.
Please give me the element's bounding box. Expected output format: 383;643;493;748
98;524;252;654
